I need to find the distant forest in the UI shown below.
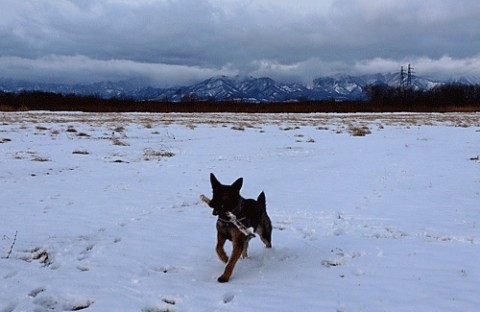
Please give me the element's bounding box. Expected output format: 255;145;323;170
1;84;479;113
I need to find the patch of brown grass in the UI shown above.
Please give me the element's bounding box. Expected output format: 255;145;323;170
112;138;129;146
35;125;49;131
72;149;91;155
66;126;78;133
76;132;90;137
231;125;245;131
31;155;50;162
143;148;175;160
348;125;371;136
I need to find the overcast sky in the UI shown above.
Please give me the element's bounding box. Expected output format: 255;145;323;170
1;0;479;86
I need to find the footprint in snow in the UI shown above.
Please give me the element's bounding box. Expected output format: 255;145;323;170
223;292;235;304
18;247;56;268
161;297;176;305
1;302;17;312
142;305;175;312
3;270;18;279
321;249;363;268
274;220;292;231
77;244;95;261
33;295;94;311
141;297;176;312
28;286;46;298
151;265;187;274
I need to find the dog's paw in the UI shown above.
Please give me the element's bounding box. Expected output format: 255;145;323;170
217;275;229;283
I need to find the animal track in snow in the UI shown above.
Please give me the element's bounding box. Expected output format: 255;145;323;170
372;227;409;239
3;270;18;279
142;305;175;312
222;292;235;304
151;265;186;274
161;297;176;305
321;248;362;268
274;220;292;231
142;308;174;312
321;258;346;268
77;244;95;261
33;295;94;311
28;286;46;298
76;265;90;272
140;296;177;312
18;247;55;268
0;302;17;312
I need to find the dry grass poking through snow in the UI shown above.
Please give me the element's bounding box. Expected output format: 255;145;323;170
1;112;478;129
111;138;129;146
348;124;372;136
143;148;175;161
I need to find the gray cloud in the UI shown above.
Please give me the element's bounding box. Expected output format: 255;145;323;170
1;0;479;85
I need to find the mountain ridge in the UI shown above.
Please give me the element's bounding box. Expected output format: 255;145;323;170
1;74;479;102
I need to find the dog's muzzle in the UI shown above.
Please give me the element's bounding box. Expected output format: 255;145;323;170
212;203;226;216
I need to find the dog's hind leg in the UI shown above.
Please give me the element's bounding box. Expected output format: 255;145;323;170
218;231;244;283
216;233;229;263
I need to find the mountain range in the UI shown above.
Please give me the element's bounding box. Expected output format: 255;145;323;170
1;74;479;102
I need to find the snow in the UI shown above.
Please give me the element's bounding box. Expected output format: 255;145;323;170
1;112;479;312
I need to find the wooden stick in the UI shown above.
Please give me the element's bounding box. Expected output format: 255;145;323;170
226;212;255;238
200;194;211;205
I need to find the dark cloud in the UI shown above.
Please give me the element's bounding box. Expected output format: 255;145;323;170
1;0;479;85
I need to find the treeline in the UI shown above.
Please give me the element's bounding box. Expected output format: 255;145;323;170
1;84;479;113
367;84;480;112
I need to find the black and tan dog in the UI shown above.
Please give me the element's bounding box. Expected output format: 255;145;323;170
204;173;272;283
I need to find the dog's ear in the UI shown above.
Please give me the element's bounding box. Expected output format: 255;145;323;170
210;173;221;189
257;191;266;206
232;177;243;192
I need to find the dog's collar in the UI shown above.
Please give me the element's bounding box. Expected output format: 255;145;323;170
217;215;253;238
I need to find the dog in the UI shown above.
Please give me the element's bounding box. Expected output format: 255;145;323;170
205;173;272;283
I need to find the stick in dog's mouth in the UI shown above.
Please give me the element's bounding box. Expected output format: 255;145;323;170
200;194;211;205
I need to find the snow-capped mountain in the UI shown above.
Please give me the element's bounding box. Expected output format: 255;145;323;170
446;76;480;85
0;77;152;99
164;74;444;102
1;73;474;102
164;76;310;102
311;75;367;100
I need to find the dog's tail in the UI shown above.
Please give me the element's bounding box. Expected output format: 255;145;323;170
257;191;266;212
256;191;272;248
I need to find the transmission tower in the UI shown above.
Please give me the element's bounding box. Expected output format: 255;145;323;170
406;64;414;89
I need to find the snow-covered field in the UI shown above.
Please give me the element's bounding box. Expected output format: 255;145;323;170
1;112;479;312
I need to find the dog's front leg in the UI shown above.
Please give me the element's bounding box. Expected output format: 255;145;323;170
218;231;243;283
241;235;255;258
216;233;228;263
